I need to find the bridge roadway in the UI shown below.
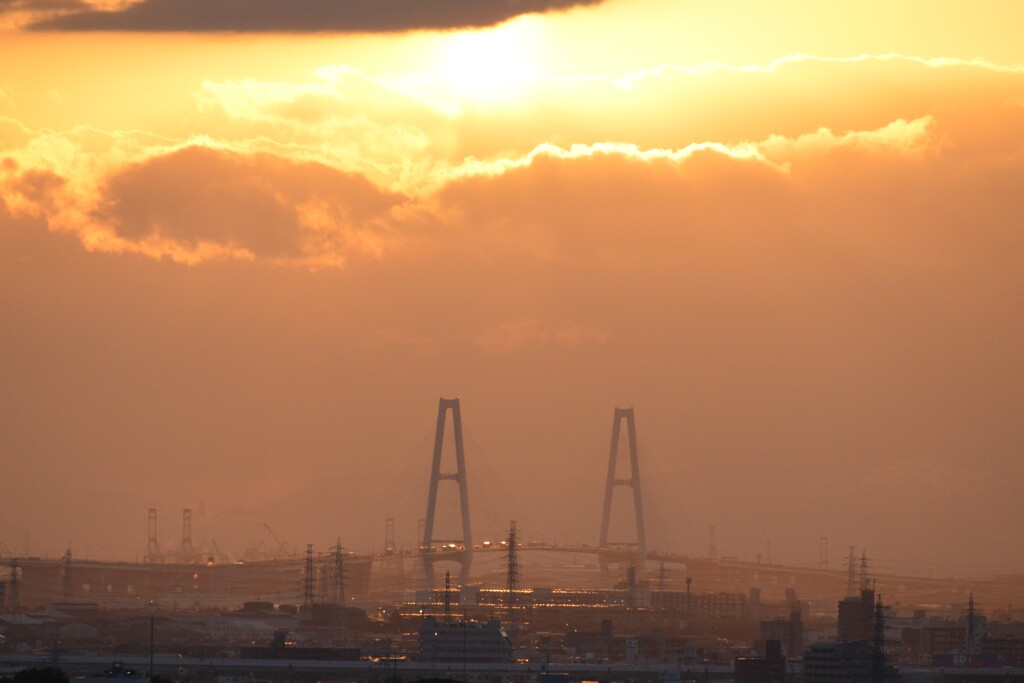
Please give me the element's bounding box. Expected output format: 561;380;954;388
407;540;958;593
0;653;736;682
403;543;1010;605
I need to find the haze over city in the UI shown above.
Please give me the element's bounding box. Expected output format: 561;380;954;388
1;0;1023;577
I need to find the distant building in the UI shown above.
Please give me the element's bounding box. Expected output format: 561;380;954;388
418;616;513;663
803;640;900;683
761;609;803;657
839;589;875;644
895;609;990;666
981;636;1024;667
239;628;359;662
652;590;748;619
736;638;785;683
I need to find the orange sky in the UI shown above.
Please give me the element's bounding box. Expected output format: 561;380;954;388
1;0;1023;575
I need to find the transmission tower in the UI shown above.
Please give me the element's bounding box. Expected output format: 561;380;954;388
385;518;396;555
967;592;977;661
334;539;346;606
506;520;519;616
443;570;452;625
598;407;646;573
63;548;72;599
860;550;870;590
181;509;195;563
7;559;19;614
422;398;473;586
846;546;857;596
382;519;404;597
145;509;161;563
304;544;315;606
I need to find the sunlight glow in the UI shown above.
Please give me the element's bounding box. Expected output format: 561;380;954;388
434;19;544;107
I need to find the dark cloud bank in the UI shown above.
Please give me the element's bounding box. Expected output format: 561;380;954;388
29;0;603;32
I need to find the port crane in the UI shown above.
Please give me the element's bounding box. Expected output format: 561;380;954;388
262;523;293;558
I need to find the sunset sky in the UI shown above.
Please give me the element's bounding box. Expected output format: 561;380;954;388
1;0;1022;575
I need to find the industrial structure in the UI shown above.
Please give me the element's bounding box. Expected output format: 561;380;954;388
421;397;473;587
2;398;1023;615
599;407;646;573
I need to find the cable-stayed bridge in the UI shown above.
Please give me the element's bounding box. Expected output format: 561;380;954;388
3;397;1022;612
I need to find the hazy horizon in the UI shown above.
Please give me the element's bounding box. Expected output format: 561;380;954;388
2;0;1022;578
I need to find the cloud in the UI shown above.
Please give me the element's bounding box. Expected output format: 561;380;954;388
91;145;408;265
0;0;89;28
190;53;1024;181
29;0;604;32
0;52;1020;273
0;0;89;14
0;112;956;268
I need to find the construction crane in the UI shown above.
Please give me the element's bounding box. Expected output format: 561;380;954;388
263;524;292;558
207;539;231;563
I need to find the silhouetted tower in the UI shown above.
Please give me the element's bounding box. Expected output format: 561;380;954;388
709;526;717;560
506;520;519;615
846;546;857;596
872;595;887;683
599;407;646;572
819;537;829;569
382;519;403;597
385;518;396;555
967;592;977;661
860;550;870;590
181;508;195;563
63;548;72;599
626;566;638;608
334;539;346;606
304;544;315;606
145;508;161;563
422;397;473;586
443;570;452;624
7;559;19;614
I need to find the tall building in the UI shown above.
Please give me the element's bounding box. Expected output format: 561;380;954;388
760;609;804;657
839;589;875;643
736;639;786;683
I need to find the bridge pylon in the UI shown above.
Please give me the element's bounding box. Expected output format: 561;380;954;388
598;407;646;575
421;397;473;587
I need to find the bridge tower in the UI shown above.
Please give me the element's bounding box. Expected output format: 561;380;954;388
598;407;646;574
421;397;473;587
